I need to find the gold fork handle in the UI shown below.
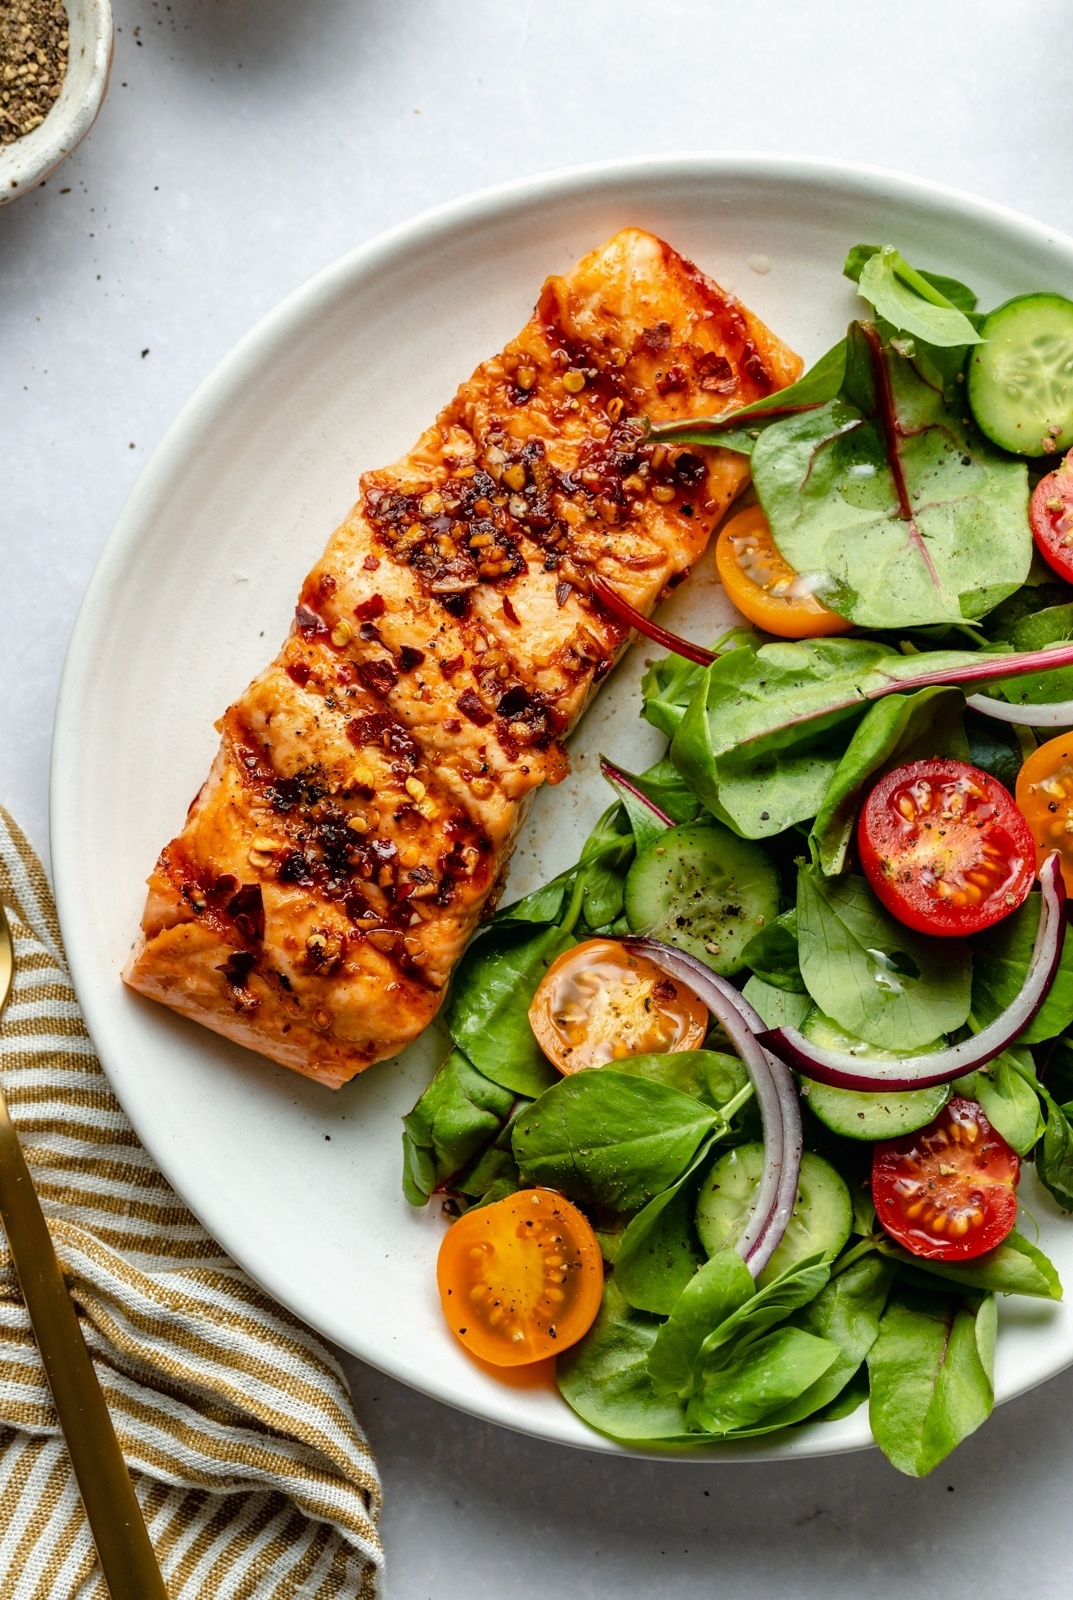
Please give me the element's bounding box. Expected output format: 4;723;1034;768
0;1091;170;1598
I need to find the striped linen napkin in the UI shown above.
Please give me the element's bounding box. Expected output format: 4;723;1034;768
0;808;383;1600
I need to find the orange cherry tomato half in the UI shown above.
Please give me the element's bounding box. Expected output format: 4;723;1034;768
437;1188;604;1365
528;938;708;1073
715;503;854;640
857;759;1036;936
872;1098;1020;1261
1029;449;1073;583
1016;733;1073;896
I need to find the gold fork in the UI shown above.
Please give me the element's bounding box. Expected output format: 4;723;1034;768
0;901;169;1598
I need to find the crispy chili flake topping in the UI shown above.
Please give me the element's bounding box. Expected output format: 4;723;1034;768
218;950;256;988
397;646;426;673
457;688;492;727
354;594;386;621
355;658;399;698
227;883;265;943
286;661;312;687
295;605;328;639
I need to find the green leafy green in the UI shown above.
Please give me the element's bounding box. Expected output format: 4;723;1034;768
613;1134;721;1314
796;867;971;1050
751;323;1030;630
877;1230;1061;1300
984;601;1073;708
844;245;980;318
742;975;812;1031
756;1253;896;1428
611;1049;748;1110
955;1049;1043;1156
600;760;672;852
809;686;968;875
511;1071;717;1213
446;922;573;1096
646;1249;756;1398
687;1326;839;1434
1035;1084;1073;1211
741;909;806;993
695;1255;832;1365
401;1049;516;1206
867;1288;997;1476
971;892;1073;1046
556;1281;690;1441
853;245;983;348
669;634;1030;840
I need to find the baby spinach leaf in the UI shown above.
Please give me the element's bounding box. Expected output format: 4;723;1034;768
982;603;1073;707
641;651;719;740
877;1230;1061;1300
742;975;813;1031
512;1071;717;1213
652;341;848;456
972;892;1073;1045
556;1280;690;1441
741;909;807;993
613;1129;741;1314
447;923;573;1096
954;1049;1043;1155
696;1254;832;1364
646;1249;756;1398
797;867;971;1050
687;1327;840;1435
600;759;671;852
401;1049;517;1207
819;1362;870;1420
810;687;968;876
965;708;1031;794
669;634;1030;839
756;1253;897;1429
867;1288;996;1477
611;1049;749;1110
628;756;704;825
1035;1086;1073;1212
853;245;983;349
751;325;1030;630
844;245;980;318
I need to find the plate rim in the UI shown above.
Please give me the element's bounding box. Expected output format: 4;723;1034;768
49;149;1073;1462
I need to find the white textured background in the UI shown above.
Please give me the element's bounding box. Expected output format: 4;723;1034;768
4;2;1073;1594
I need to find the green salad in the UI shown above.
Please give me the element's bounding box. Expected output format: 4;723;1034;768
402;243;1073;1476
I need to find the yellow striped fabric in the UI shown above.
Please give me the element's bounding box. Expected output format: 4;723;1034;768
0;808;383;1599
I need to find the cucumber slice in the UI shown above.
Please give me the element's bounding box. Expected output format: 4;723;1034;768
968;293;1073;456
624;822;780;976
695;1143;852;1286
799;1010;951;1141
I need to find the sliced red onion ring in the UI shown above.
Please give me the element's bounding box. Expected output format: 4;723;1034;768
966;693;1073;728
598;756;675;827
623;936;802;1278
589;575;717;668
761;853;1067;1092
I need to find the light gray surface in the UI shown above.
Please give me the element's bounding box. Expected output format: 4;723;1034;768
3;0;1073;1592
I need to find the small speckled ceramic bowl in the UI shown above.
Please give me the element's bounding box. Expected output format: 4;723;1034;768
0;0;112;205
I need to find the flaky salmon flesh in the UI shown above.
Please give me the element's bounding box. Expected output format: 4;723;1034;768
123;228;801;1088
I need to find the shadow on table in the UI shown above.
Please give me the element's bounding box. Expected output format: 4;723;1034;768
343;1352;1073;1598
161;0;385;77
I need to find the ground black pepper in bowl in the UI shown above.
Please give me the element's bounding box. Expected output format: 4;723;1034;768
0;0;68;145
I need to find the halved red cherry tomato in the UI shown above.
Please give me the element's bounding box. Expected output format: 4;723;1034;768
528;937;707;1073
437;1188;603;1365
1030;449;1073;583
715;504;854;640
857;759;1036;936
1017;733;1073;895
872;1098;1020;1261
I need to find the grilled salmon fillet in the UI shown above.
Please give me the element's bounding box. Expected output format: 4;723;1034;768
123;228;800;1088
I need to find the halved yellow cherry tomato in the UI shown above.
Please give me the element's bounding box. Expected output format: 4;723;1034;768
437;1188;603;1365
1016;733;1073;894
715;504;854;639
528;937;707;1073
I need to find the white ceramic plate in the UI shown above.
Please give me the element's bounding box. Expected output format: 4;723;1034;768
51;154;1073;1460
